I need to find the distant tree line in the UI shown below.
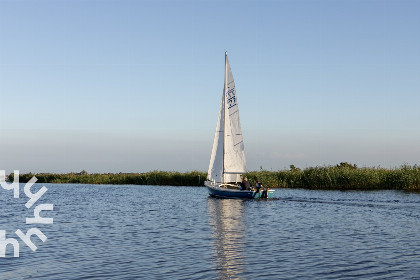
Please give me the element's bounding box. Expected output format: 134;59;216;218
8;163;420;191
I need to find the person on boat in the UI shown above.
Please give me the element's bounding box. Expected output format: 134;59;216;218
254;180;263;192
240;177;251;191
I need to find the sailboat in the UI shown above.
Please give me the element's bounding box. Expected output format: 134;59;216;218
204;52;275;199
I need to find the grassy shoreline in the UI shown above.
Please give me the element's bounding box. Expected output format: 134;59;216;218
9;163;420;191
12;171;207;187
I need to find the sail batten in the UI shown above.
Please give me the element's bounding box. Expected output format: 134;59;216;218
207;53;247;183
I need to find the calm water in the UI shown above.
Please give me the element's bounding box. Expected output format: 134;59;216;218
1;184;420;279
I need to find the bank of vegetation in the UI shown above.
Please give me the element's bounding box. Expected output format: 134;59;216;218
12;171;207;186
9;163;420;191
246;163;420;191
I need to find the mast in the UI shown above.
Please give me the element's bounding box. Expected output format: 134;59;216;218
222;51;227;184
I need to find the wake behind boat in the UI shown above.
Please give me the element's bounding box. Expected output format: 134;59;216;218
204;52;274;199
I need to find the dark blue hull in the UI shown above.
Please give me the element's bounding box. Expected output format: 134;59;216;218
205;181;274;199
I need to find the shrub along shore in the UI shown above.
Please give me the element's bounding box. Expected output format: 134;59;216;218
9;163;420;191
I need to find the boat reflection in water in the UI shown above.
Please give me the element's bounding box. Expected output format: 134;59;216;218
207;197;247;279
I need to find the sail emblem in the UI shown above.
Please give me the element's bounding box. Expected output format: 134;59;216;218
226;87;237;109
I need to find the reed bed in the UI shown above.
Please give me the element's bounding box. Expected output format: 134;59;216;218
9;164;420;191
247;164;420;191
13;171;207;187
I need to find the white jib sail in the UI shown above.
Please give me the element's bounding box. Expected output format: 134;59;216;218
207;93;224;182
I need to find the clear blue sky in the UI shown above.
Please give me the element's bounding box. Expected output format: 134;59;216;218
0;0;419;173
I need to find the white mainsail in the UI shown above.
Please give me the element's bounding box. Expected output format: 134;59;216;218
207;52;247;183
